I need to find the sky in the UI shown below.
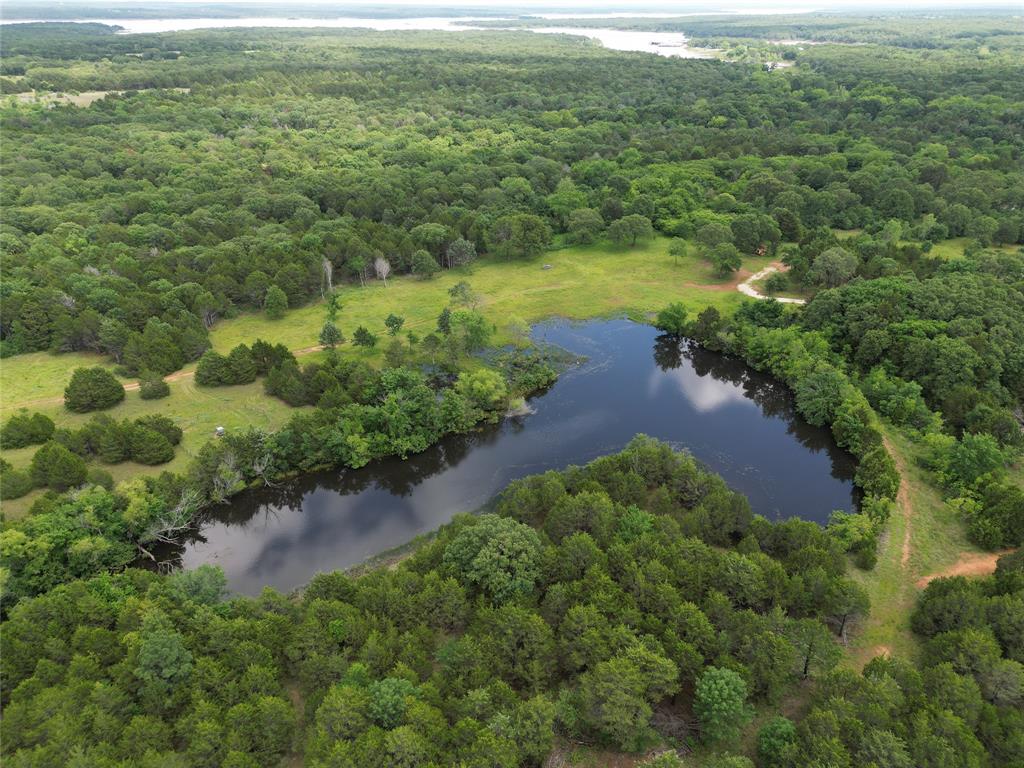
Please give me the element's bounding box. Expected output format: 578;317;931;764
7;0;1022;8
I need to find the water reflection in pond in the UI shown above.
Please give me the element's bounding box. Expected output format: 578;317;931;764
172;319;856;594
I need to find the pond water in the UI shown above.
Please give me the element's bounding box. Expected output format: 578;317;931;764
172;319;856;595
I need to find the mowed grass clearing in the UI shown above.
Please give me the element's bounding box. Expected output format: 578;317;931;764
1;375;298;520
845;426;980;667
1;238;768;518
209;239;772;353
2;238;770;410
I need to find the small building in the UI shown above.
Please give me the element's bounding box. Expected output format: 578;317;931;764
215;426;226;438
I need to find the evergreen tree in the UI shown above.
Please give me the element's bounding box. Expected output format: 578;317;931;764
64;367;125;413
264;285;288;320
319;321;343;349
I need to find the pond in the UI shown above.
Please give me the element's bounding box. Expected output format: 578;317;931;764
173;319;857;595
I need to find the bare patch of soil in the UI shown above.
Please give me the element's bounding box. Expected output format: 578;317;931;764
916;550;1015;588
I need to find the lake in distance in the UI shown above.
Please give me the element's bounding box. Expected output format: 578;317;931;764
172;319;857;595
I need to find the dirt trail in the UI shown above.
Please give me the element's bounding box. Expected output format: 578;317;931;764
737;262;807;304
6;344;327;411
881;436;1012;589
882;435;915;569
916;550;1015;588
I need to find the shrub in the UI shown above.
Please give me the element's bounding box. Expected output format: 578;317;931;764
794;366;846;427
455;369;508;416
947;433;1005;489
134;415;183;446
384;314;405;336
855;446;900;500
655;302;689;335
64;367;125;413
709;242;742;277
86;467;115;490
0;412;55;449
195;350;232;386
758;716;797;767
411;249;440;279
353;326;378;348
764;272;788;296
226;345;258;384
251;339;295;374
319;322;343;348
128;426;175;465
138;371;171;400
29;441;87;491
0;460;34;500
97;419;130;463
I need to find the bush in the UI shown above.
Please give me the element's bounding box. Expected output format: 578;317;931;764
855;446;900;500
319;321;343;348
86;467;115;490
764;272;788;296
227;345;258;384
138;371;171;400
0;461;34;500
97;419;130;463
947;433;1005;489
29;441;87;491
353;326;378;348
134;415;183;446
195;349;232;386
709;242;742;277
64;367;125;413
655;302;689;335
197;344;261;386
758;716;797;767
0;412;55;449
128;426;175;465
964;483;1024;549
251;339;296;374
411;249;440;279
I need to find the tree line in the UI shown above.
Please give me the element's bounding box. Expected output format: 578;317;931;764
1;437;869;767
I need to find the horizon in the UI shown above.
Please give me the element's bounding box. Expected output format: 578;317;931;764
3;0;1023;13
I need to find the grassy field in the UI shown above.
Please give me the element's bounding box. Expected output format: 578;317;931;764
1;349;112;408
208;239;770;353
6;235;1003;412
845;426;980;667
1;237;770;517
1;376;298;519
3;238;769;410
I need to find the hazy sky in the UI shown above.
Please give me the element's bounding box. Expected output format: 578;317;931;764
14;0;1022;7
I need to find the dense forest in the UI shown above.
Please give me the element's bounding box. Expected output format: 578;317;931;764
472;11;1024;50
1;12;1022;767
1;21;1021;364
3;439;1021;767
